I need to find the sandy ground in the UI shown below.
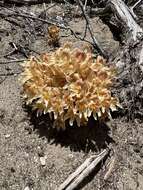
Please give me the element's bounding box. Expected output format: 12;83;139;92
0;2;143;190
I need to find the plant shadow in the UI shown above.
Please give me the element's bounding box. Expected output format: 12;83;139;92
28;111;114;153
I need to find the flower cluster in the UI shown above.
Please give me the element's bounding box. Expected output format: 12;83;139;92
21;43;120;129
48;25;60;46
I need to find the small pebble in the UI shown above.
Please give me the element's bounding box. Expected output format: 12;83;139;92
40;156;46;166
5;134;10;138
24;186;30;190
68;154;74;159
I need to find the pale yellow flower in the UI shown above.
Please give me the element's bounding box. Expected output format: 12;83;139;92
21;43;120;129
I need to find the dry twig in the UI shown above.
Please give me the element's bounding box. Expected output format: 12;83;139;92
76;0;107;57
130;0;142;19
0;59;26;64
104;156;116;180
1;6;99;50
58;149;109;190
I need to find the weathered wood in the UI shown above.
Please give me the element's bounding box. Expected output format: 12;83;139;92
57;155;97;190
139;45;143;72
129;0;142;19
66;149;108;190
58;149;108;190
104;156;116;180
109;0;143;41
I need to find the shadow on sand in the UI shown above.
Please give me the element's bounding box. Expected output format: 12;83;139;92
26;110;114;189
29;111;114;153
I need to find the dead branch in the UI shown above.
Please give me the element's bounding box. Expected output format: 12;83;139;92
88;0;143;41
58;149;109;190
130;0;142;19
138;45;143;72
109;0;143;41
76;0;107;57
58;155;97;190
131;0;142;9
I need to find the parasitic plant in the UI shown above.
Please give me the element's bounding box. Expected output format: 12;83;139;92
21;43;120;129
48;25;60;46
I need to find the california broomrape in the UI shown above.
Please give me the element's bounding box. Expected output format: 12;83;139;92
21;43;120;129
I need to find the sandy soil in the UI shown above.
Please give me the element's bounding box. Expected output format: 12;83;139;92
0;2;143;190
